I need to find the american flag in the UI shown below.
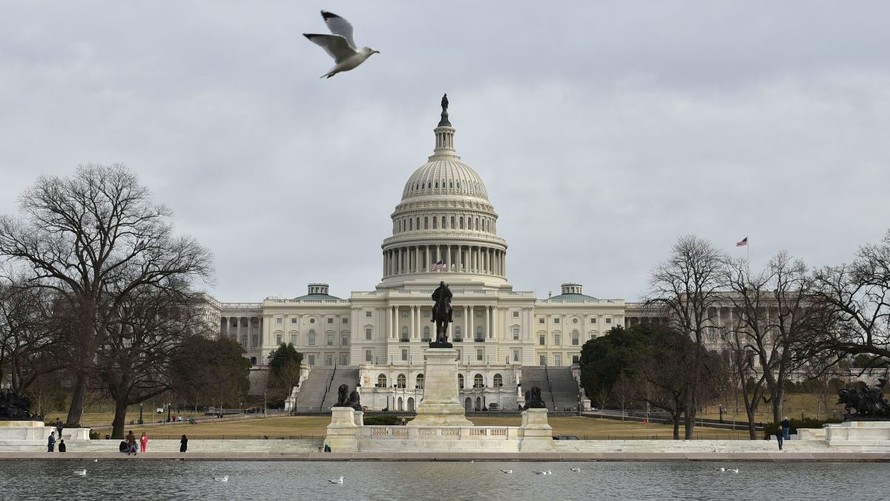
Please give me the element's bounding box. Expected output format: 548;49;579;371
431;259;444;271
736;237;748;247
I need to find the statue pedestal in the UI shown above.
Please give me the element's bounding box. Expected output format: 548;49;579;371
519;408;555;451
409;348;473;427
325;408;361;452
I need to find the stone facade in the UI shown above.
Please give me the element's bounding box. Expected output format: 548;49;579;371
205;107;635;408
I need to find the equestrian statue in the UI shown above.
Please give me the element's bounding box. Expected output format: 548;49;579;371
430;281;453;347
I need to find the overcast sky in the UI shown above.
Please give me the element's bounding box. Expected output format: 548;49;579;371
2;1;888;303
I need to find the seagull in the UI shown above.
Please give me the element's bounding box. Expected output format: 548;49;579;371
727;468;739;474
501;469;513;474
304;11;379;78
715;467;726;472
534;470;552;475
74;469;87;476
328;476;344;484
570;467;581;472
213;475;228;482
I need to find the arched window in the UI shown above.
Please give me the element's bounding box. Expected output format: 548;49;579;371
424;217;429;229
397;374;407;388
493;373;503;387
308;330;316;346
416;374;425;389
454;326;462;341
475;326;484;341
572;330;580;346
377;374;387;388
422;326;430;341
458;374;465;389
473;373;484;388
400;326;409;342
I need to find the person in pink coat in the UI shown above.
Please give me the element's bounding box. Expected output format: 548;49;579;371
139;432;149;453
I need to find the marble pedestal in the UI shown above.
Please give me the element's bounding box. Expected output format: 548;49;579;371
519;408;555;451
408;348;473;427
325;407;363;452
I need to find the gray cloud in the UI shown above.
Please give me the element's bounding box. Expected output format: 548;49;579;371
2;1;888;302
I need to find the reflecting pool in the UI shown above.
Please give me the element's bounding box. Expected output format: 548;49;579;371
1;460;888;500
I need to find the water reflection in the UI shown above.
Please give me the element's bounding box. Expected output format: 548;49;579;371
1;460;888;501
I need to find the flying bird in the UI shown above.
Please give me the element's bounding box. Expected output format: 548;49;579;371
328;476;344;484
501;469;513;474
304;11;379;78
213;475;228;482
570;467;581;472
73;469;87;476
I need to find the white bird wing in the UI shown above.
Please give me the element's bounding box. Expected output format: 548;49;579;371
321;11;356;49
303;34;356;63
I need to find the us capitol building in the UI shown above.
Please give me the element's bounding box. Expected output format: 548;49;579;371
203;99;653;411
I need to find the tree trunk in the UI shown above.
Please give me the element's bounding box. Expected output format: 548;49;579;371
683;392;697;439
65;371;88;427
111;398;129;439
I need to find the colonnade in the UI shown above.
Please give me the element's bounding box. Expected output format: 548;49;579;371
382;244;506;277
384;304;498;341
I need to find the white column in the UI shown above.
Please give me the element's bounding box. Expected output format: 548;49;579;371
410;306;416;339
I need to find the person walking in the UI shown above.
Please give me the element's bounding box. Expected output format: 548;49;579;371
139;432;149;453
781;416;791;440
55;418;63;441
179;434;188;453
47;431;56;452
775;426;784;451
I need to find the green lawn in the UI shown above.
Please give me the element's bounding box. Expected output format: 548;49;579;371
68;413;754;440
48;391;841;440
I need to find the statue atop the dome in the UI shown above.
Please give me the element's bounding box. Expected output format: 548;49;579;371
438;93;451;127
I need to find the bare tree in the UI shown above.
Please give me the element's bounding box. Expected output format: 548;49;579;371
813;230;890;360
0;165;212;426
648;235;725;438
612;371;634;421
99;284;207;438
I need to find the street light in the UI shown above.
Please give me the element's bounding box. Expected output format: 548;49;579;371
139;403;143;425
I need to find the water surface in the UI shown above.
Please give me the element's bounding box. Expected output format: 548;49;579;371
1;460;887;500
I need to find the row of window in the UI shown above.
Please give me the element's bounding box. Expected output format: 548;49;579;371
364;348;524;365
274;317;348;325
537;316;613;324
395;213;494;234
537;331;593;346
374;372;505;389
272;331;350;347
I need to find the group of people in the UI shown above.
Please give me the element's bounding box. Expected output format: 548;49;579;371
773;416;791;451
47;417;189;454
120;430;150;455
47;418;65;452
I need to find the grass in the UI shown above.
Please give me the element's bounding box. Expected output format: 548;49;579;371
67;413;754;441
47;391;842;440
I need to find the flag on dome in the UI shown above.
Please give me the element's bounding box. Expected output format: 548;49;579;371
432;259;444;271
736;237;748;247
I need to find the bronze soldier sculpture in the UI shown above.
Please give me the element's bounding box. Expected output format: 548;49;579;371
431;281;453;346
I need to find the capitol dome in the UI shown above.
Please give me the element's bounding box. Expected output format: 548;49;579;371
379;97;508;287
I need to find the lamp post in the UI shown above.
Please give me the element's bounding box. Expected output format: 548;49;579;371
167;403;172;423
138;403;143;425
